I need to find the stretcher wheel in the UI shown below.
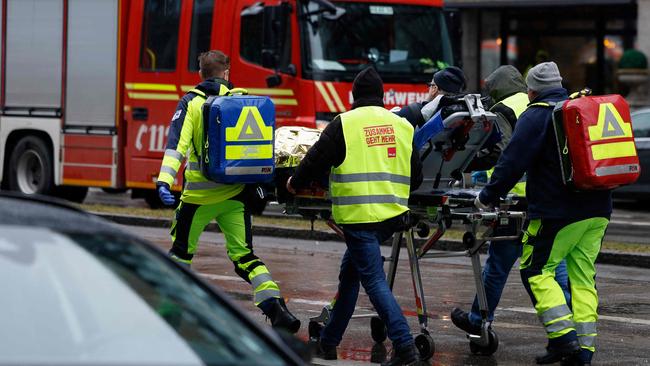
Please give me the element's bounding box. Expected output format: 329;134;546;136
308;320;323;341
463;232;476;249
469;329;499;356
415;333;435;360
416;222;430;238
370;316;387;343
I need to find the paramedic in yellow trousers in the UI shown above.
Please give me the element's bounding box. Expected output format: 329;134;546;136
287;67;424;366
475;62;611;365
451;65;570;337
156;50;300;333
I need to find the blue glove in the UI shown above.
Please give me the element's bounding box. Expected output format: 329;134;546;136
157;182;176;206
471;171;488;185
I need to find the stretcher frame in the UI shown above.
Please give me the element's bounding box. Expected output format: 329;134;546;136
281;95;527;360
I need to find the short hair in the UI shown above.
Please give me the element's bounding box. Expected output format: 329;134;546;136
198;50;230;80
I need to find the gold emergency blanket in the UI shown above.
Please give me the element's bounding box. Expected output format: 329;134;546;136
274;126;322;168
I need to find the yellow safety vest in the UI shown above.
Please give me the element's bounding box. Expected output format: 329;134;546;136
330;106;413;224
486;92;529;197
497;92;529;118
157;84;244;205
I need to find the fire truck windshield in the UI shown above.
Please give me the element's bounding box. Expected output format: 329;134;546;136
299;2;453;83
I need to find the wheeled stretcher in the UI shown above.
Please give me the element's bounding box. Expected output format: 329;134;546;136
275;95;527;361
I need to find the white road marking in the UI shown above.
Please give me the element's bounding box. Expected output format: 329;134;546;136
199;273;244;282
609;219;650;227
198;273;650;326
198;273;333;306
198;272;362;311
290;298;332;307
502;307;650;326
313;358;369;366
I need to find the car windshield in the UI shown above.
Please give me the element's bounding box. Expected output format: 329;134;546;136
0;227;287;366
299;1;453;83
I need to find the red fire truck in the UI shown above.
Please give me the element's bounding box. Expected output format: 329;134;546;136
0;0;451;206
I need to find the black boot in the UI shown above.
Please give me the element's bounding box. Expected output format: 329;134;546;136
536;340;581;364
381;344;421;366
450;307;481;335
259;297;301;334
311;340;337;360
560;349;593;366
560;354;591;366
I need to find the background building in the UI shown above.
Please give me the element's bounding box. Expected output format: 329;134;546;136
446;0;644;96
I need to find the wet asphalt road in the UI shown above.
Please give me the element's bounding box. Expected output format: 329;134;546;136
121;225;650;366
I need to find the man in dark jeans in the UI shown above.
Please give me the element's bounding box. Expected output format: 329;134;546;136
451;65;570;335
287;67;423;366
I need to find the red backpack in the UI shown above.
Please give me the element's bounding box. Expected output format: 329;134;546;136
533;90;640;190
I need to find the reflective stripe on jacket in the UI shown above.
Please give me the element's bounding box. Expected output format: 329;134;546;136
157;82;244;205
330;106;413;224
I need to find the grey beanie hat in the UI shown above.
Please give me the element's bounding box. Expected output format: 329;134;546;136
526;61;563;92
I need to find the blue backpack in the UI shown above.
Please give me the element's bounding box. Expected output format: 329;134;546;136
201;89;275;184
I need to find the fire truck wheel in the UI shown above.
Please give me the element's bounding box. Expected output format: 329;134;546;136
8;136;54;196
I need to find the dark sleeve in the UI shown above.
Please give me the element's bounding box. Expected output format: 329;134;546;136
410;142;423;191
466;107;516;172
394;102;425;128
465;136;502;172
290;116;345;189
165;94;192;150
479;109;547;204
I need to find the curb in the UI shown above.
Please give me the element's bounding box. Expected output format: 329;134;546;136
94;212;650;269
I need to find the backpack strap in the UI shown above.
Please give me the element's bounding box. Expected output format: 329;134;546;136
201;94;219;159
204;95;217;106
528;101;556;108
569;88;592;100
226;87;248;96
188;88;207;98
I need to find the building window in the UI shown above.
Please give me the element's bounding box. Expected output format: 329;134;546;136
188;0;214;71
140;0;181;72
479;11;509;84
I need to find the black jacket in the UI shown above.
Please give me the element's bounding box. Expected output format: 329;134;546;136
394;101;427;127
291;99;423;191
291;99;423;229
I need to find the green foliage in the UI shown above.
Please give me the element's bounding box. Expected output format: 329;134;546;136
619;49;648;69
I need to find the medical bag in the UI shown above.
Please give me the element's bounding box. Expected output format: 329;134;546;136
201;89;275;184
551;91;640;190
